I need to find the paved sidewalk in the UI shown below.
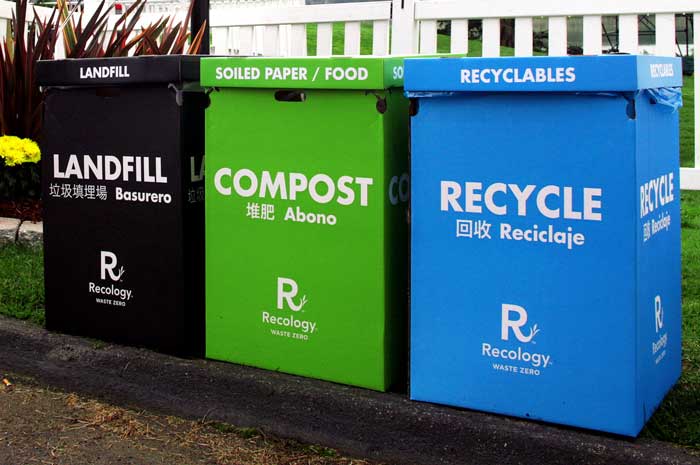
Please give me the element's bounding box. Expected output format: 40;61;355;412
1;316;698;465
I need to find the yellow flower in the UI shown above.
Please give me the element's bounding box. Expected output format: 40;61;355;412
0;135;41;167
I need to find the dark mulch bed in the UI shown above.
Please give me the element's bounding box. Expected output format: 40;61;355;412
0;198;42;222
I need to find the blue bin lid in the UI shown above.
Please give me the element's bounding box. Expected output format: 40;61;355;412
404;55;682;93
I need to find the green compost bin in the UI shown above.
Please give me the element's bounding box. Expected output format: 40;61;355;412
202;57;409;391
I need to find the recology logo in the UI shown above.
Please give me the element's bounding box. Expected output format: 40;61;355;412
652;295;669;365
277;277;308;311
88;251;134;306
481;304;552;376
262;277;317;339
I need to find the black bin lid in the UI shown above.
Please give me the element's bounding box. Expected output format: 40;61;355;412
37;55;202;87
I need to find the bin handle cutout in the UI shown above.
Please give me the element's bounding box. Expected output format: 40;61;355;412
409;99;419;117
625;98;636;120
618;92;636;120
274;90;306;102
365;91;388;114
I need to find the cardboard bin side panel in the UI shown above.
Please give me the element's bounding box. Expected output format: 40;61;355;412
42;85;189;354
205;88;395;390
634;92;682;430
382;90;410;390
409;92;639;434
180;90;208;356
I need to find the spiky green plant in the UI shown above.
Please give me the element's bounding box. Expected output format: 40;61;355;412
57;0;206;58
0;0;58;141
0;0;205;201
0;0;57;199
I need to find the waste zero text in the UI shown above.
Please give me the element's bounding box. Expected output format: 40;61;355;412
262;277;317;342
482;304;553;377
88;251;134;308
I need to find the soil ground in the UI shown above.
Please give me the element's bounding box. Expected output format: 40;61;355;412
0;372;379;465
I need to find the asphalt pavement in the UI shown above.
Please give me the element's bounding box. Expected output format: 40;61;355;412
0;315;698;465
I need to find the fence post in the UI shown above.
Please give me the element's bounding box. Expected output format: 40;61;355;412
391;0;417;55
192;0;210;53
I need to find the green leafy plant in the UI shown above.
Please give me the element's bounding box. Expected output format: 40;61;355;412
0;0;56;199
0;0;58;142
0;135;41;200
0;160;41;200
0;0;205;201
0;136;41;199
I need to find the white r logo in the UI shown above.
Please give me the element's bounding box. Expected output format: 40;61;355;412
655;295;664;333
100;251;125;281
501;303;540;343
277;277;308;312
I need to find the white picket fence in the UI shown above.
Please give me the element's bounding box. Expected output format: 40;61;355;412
210;1;393;56
0;0;51;29
0;0;66;57
0;0;698;188
210;0;700;190
97;0;304;35
141;0;303;15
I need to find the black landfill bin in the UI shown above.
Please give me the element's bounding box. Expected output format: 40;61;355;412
38;56;205;356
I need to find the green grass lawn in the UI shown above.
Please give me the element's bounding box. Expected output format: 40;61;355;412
641;75;700;449
680;75;695;167
0;48;699;449
643;188;700;448
0;244;44;325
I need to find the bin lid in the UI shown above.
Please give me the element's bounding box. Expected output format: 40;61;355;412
200;57;405;90
37;55;202;87
404;55;682;93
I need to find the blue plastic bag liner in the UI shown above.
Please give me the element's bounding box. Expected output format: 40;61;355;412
409;55;682;436
645;87;683;112
404;55;682;93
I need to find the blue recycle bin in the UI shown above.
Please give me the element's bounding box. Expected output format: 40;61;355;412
406;55;682;436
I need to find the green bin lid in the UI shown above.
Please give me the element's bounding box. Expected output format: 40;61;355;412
200;57;405;90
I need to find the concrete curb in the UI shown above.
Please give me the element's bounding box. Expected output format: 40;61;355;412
0;216;42;247
1;316;697;465
0;217;21;244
